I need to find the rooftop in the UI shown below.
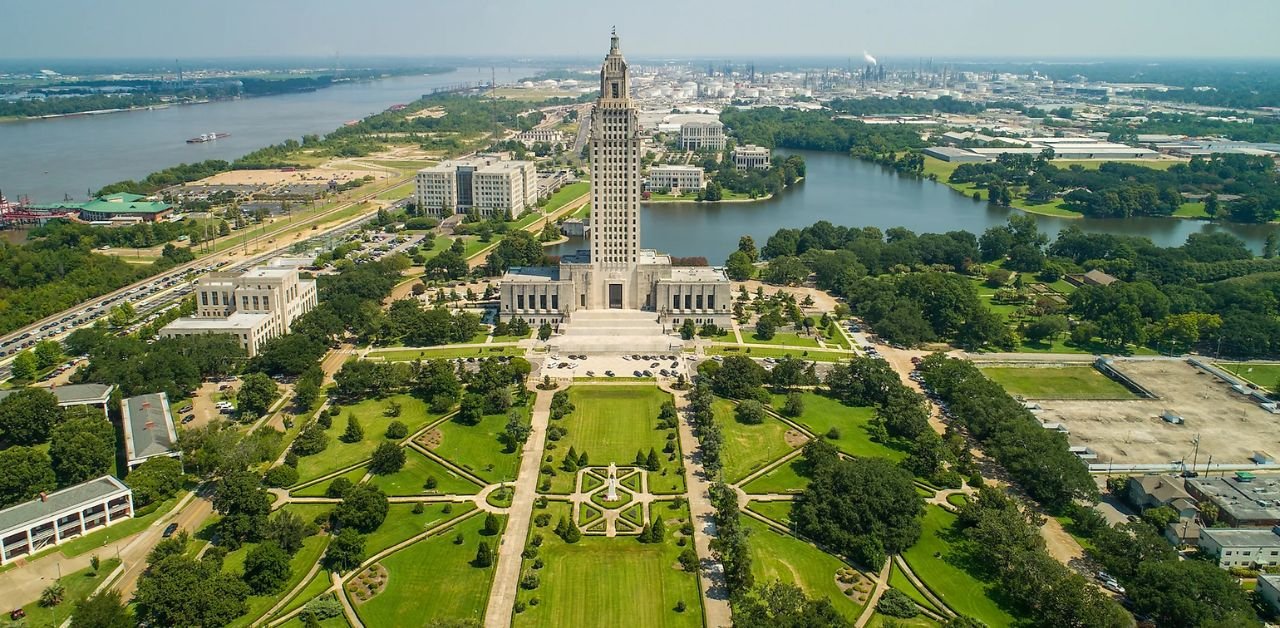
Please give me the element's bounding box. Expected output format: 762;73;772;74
121;393;177;464
0;476;130;534
650;165;704;172
1187;476;1280;523
1131;475;1190;503
502;266;561;282
0;383;114;407
80;193;171;215
1200;527;1280;547
663;266;730;282
163;312;272;331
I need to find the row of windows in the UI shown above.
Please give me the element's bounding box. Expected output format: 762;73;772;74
514;294;559;310
671;295;715;310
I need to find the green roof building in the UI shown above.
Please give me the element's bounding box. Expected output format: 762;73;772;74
77;193;172;223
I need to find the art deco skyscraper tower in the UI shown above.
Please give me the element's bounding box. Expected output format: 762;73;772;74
589;30;641;307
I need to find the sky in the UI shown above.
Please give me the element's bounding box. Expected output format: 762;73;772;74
2;0;1278;61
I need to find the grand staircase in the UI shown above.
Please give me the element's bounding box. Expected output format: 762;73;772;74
550;309;679;353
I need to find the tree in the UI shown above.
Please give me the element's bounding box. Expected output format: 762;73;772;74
385;420;408;439
70;589;133;628
538;322;553;341
484;513;501;536
792;454;922;570
1129;559;1260;628
264;510;316;556
235;372;279;419
123;455;184;509
324;529;365;572
333;485;389;533
725;250;755;281
735;400;766;425
738;235;759;261
212;471;272;548
474;541;494;567
754;318;776;341
326;477;353;499
0;446;56;507
734;582;850;628
134;555;250;628
876;589;919;619
369;441;407;475
503;411;531;453
50;416;116;485
11;350;37;381
293;369;322;411
781;392;804;417
341;413;364;443
34;339;63;369
293;422;329;456
40;582;65;607
646;448;661;472
680;318;697;340
243;541;291;594
0;387;63;445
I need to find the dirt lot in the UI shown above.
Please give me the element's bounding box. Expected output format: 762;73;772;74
184;166;388;187
1030;359;1280;466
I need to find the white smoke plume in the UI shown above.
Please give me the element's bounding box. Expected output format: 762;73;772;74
863;51;877;66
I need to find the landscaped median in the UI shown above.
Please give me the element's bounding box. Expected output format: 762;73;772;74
366;345;526;361
705;344;853;362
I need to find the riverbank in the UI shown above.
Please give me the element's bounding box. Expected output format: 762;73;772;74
642;177;804;205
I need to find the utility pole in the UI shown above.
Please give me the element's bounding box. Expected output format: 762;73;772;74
1189;434;1201;476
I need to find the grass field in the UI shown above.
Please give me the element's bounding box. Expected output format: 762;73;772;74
294;394;443;483
771;392;905;461
742;518;867;621
980;366;1136;400
1217;362;1280;392
542;386;683;494
292;466;368;497
716;398;801;484
370;346;525;361
542;181;590;213
270;567;333;621
746;500;794;525
368;449;482;496
741;457;809;494
902;506;1016;627
11;558;121;626
513;501;701;628
705;345;852;362
356;512;499;626
888;563;943;615
745;331;822;348
433;402;530;484
364;503;476;556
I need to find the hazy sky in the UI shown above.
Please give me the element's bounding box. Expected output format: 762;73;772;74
3;0;1277;60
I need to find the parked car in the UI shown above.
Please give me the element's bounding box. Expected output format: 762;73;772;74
162;523;180;538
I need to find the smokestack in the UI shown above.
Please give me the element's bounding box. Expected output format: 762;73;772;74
39;492;48;502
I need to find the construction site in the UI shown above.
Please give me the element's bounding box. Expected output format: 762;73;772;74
984;357;1280;472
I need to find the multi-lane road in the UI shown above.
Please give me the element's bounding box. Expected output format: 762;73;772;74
0;179;410;380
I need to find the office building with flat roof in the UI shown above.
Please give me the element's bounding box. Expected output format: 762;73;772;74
679;120;725;151
121;393;180;470
415;155;538;218
733;144;772;170
0;476;132;565
159;265;317;356
648;165;705;193
1185;475;1280;528
1198;527;1280;569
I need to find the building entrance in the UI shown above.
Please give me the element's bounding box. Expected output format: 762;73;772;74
608;283;623;309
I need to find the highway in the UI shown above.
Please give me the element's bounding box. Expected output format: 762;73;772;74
0;178;410;380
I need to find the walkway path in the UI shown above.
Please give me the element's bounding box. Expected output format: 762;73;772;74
660;380;733;628
853;562;892;628
483;385;553;628
892;555;956;619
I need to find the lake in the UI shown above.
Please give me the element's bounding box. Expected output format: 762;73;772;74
547;149;1279;259
0;66;533;203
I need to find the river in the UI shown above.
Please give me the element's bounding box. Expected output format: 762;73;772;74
0;66;533;203
547;149;1279;259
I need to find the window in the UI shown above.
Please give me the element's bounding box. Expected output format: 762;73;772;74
201;292;208;306
696;295;703;309
252;296;260;309
708;295;715;309
540;294;547;310
551;295;558;310
242;296;249;309
263;296;269;309
517;295;525;309
673;295;680;310
684;294;692;310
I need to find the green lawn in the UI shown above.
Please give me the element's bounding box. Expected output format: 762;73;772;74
433;401;530;484
1008;334;1158;356
364;503;476;556
742;518;866;621
746;500;794;525
1217;362;1280;393
705;345;852;362
741;458;810;494
745;331;822;348
368;449;482;496
716;398;800;484
269;567;334;621
1173;201;1209;218
356;512;499;626
375;181;415;200
295;394;443;483
370;346;525;361
771;392;905;461
542;181;590;213
902;507;1016;627
292;466;369;497
542;386;683;494
980;366;1136;400
888;563;943;615
11;558;121;626
513;501;701;628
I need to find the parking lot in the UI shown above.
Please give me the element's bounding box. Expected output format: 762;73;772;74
537;352;692;380
1025;359;1280;466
